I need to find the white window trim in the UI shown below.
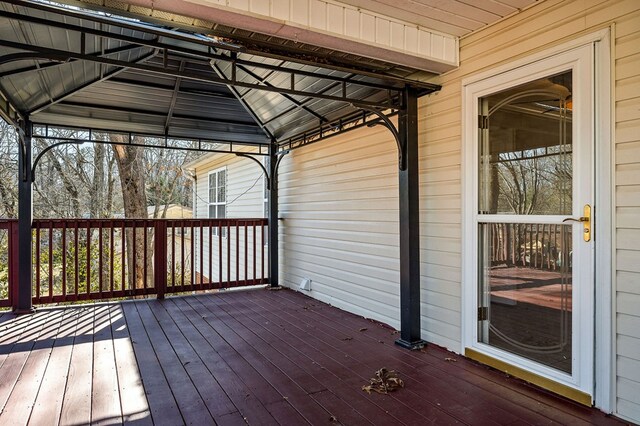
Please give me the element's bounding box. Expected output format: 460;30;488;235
461;29;612;411
208;166;227;237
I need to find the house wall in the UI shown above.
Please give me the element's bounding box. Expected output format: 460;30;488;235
192;153;267;283
274;0;639;421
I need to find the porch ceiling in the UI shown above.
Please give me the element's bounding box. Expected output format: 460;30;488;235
0;0;440;151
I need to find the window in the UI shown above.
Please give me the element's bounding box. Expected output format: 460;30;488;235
208;167;227;236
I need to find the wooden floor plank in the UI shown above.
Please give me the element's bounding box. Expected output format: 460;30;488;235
120;301;184;426
91;304;123;425
110;304;152;425
266;290;616;425
0;290;628;426
217;292;460;426
28;308;80;426
134;301;215;425
248;291;542;425
58;306;101;426
146;299;239;419
186;295;331;425
0;308;68;424
168;296;280;425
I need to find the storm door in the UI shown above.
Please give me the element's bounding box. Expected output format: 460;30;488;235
471;45;594;393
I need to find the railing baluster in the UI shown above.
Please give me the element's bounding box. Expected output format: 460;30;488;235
48;221;53;301
236;222;240;287
190;221;195;289
208;223;212;289
98;222;103;296
181;222;185;289
132;221;137;290
86;221;91;297
171;221;175;291
227;221;231;287
143;222;148;291
218;221;222;288
109;222;114;295
199;220;204;288
35;222;40;301
74;221;79;300
62;222;66;300
121;221;126;292
261;221;265;283
252;222;256;285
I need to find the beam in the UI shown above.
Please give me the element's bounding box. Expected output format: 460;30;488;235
395;86;424;350
165;61;185;134
54;101;264;131
14;118;34;314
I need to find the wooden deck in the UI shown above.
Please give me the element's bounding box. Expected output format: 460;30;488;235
0;289;625;425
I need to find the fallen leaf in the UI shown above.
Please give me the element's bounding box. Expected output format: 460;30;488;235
361;368;404;395
391;330;399;335
359;327;368;332
329;415;338;422
444;357;457;362
340;337;353;341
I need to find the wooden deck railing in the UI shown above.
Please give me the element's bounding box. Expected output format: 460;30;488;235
0;218;268;307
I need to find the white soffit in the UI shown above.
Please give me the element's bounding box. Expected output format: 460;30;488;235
78;0;460;73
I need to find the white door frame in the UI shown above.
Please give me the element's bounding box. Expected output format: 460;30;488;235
461;29;612;410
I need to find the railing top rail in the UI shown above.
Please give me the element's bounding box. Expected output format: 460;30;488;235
31;218;268;228
0;219;18;229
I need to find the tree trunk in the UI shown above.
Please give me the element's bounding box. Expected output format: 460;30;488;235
111;137;147;290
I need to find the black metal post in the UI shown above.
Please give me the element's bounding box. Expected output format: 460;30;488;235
14;118;34;314
267;141;280;288
395;87;424;349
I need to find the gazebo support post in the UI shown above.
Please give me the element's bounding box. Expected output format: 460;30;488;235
268;141;280;288
14;117;34;314
395;86;425;350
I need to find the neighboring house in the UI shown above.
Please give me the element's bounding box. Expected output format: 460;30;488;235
186;153;268;285
184;1;640;422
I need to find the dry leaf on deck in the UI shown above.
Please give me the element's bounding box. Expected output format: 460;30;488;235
361;368;404;395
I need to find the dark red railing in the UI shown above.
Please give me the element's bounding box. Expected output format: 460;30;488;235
0;218;268;307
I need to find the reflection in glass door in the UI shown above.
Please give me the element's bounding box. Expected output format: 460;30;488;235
477;70;575;374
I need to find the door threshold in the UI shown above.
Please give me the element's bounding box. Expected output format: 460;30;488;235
465;347;592;406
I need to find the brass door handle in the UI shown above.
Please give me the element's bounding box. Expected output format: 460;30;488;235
562;205;591;242
562;217;588;223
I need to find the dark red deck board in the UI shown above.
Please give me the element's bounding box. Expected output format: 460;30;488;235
28;309;79;426
58;306;98;426
110;304;153;425
242;291;537;425
0;289;629;426
205;293;421;425
1;308;68;424
91;304;123;425
120;301;184;426
134;301;215;425
217;291;462;426
146;299;240;419
167;298;275;424
270;289;622;425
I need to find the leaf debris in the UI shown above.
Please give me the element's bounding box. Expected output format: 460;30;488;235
361;368;404;395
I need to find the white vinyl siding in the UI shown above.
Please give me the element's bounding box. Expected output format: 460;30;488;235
427;0;639;421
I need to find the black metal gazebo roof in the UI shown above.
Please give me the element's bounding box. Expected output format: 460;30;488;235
0;0;439;156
